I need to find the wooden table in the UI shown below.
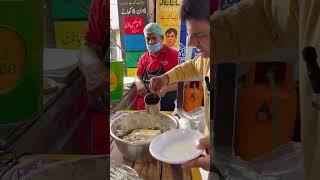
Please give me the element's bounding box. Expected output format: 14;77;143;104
110;138;194;180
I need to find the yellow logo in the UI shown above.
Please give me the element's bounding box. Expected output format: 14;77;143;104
0;27;26;92
110;70;118;91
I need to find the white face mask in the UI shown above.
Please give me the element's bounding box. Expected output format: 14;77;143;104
146;42;162;53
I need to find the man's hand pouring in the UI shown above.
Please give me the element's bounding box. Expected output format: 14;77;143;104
149;74;169;93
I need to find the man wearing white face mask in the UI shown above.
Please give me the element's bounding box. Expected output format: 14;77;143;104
134;23;179;111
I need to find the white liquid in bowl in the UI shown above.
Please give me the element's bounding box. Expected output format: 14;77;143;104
161;140;197;160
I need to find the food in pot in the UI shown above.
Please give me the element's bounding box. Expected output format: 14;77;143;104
122;128;162;143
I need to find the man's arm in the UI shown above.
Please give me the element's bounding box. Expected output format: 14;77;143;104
158;82;178;97
212;0;299;63
165;57;205;84
165;83;178;92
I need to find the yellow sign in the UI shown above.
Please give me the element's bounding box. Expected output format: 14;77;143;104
54;21;87;49
156;0;182;50
127;68;137;77
0;27;26;92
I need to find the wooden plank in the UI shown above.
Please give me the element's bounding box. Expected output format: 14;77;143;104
162;163;192;180
168;164;191;180
161;163;174;180
110;135;192;180
182;167;192;180
134;161;161;180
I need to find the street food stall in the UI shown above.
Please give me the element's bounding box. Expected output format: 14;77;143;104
108;0;305;179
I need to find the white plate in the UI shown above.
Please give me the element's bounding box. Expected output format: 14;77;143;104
149;129;204;164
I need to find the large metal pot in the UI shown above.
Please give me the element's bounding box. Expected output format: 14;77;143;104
110;111;179;162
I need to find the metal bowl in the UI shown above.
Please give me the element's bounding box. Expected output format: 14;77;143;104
110;111;179;162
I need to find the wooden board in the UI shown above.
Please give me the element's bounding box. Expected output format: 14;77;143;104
110;138;193;180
